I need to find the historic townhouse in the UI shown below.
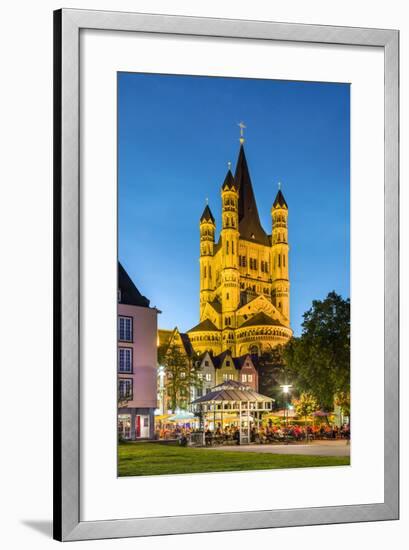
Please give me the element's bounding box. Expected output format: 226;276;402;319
117;263;158;439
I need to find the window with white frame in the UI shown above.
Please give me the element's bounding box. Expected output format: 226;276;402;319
248;374;253;382
118;348;132;373
205;373;212;382
118;316;133;341
118;379;133;399
242;374;247;382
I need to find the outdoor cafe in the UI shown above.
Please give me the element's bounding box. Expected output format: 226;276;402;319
190;379;274;445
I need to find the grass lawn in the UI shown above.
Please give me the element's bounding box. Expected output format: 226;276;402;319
118;442;350;477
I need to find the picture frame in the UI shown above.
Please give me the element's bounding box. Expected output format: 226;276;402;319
53;8;399;541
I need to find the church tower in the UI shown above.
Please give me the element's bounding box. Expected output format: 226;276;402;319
220;168;240;351
187;125;293;357
199;203;215;319
271;187;290;322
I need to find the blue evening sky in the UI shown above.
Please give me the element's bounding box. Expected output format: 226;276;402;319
118;73;350;336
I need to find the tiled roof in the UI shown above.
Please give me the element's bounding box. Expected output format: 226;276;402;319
239;312;285;328
118;262;150;307
187;318;219;333
192;379;273;404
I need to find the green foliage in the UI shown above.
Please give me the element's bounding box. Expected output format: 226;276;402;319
257;345;284;399
161;344;202;412
257;345;299;407
293;392;318;419
335;391;350;416
284;291;350;410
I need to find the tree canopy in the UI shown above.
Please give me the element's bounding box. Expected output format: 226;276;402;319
284;291;350;410
160;344;202;412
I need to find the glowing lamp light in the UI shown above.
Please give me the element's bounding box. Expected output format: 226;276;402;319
280;384;292;394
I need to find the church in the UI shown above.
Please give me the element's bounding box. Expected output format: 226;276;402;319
187;132;293;357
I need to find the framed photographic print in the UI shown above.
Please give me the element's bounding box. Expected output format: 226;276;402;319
54;8;399;541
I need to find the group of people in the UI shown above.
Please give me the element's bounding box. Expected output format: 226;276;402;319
249;423;350;443
155;422;351;445
154;425;194;440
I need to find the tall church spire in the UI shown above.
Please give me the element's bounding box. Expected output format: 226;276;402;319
234;144;269;246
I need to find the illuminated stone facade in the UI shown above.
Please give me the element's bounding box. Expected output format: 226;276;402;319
187;142;292;356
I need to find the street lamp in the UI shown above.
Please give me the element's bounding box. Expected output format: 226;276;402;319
280;384;293;429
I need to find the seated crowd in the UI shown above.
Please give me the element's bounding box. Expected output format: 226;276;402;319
155;423;350;445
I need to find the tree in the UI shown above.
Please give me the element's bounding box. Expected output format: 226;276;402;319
284;291;350;410
257;345;297;407
335;390;350;417
293;392;318;436
161;344;202;412
257;346;284;399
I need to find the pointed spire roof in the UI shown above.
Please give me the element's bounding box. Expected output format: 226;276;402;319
200;204;215;224
234;145;269;246
221;169;236;190
273;189;288;209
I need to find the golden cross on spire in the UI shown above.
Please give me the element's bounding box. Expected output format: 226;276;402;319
227;161;232;171
238;121;246;144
